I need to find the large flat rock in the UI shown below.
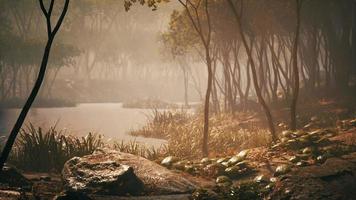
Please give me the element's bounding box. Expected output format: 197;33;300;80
62;149;196;196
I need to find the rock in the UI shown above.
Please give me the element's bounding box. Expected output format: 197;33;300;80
216;176;232;187
216;157;228;164
32;180;62;199
184;165;194;174
172;161;186;171
0;190;30;200
265;183;275;191
191;189;218;200
280;137;288;143
269;155;356;200
63;149;196;195
254;175;269;183
53;191;92;200
270;177;278;183
161;156;178;167
221;161;230;167
237;150;248;159
289;156;299;163
62;157;144;195
203;163;225;177
200;158;211;165
296;160;308;167
235;161;248;168
316;155;326;164
225;166;241;178
282;130;293;138
274;165;291;176
217;181;232;188
294;130;306;137
0;165;32;190
216;176;231;184
302;147;312;154
228;155;244;166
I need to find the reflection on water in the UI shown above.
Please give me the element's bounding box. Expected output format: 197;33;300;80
0;103;166;147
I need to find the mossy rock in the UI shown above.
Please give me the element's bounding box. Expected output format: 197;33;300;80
201;157;211;165
282;130;293;138
235;161;249;168
274;165;291;176
192;188;218;200
228;155;245;166
225;166;241;178
280;137;289;143
302;147;312;154
172;161;186;171
294;130;306;137
184;165;195;174
216;157;229;164
227;182;263;200
236;150;248;160
289;156;299;163
221;161;230;167
161;156;178;167
296;160;308;167
254;175;269;183
204;163;226;177
216;175;232;184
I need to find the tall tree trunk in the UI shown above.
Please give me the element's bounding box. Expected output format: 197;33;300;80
226;0;277;142
0;0;70;170
203;52;213;156
290;0;302;131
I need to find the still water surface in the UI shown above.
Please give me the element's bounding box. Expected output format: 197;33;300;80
0;103;166;147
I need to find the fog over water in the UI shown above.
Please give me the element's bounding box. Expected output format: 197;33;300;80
0;103;167;147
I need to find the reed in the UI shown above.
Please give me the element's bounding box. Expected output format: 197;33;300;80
9;123;103;172
130;110;272;158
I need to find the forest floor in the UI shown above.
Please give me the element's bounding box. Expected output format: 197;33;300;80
1;118;355;199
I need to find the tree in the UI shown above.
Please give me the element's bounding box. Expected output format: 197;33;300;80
0;0;70;170
226;0;277;142
290;0;303;130
177;0;213;157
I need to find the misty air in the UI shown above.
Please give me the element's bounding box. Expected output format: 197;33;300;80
0;0;355;199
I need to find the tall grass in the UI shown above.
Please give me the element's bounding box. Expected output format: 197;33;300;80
4;123;167;172
130;109;190;139
113;140;166;161
129;110;272;158
9;124;103;172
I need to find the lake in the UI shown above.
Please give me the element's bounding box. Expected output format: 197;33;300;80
0;103;167;147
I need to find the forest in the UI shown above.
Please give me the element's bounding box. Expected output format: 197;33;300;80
0;0;355;199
